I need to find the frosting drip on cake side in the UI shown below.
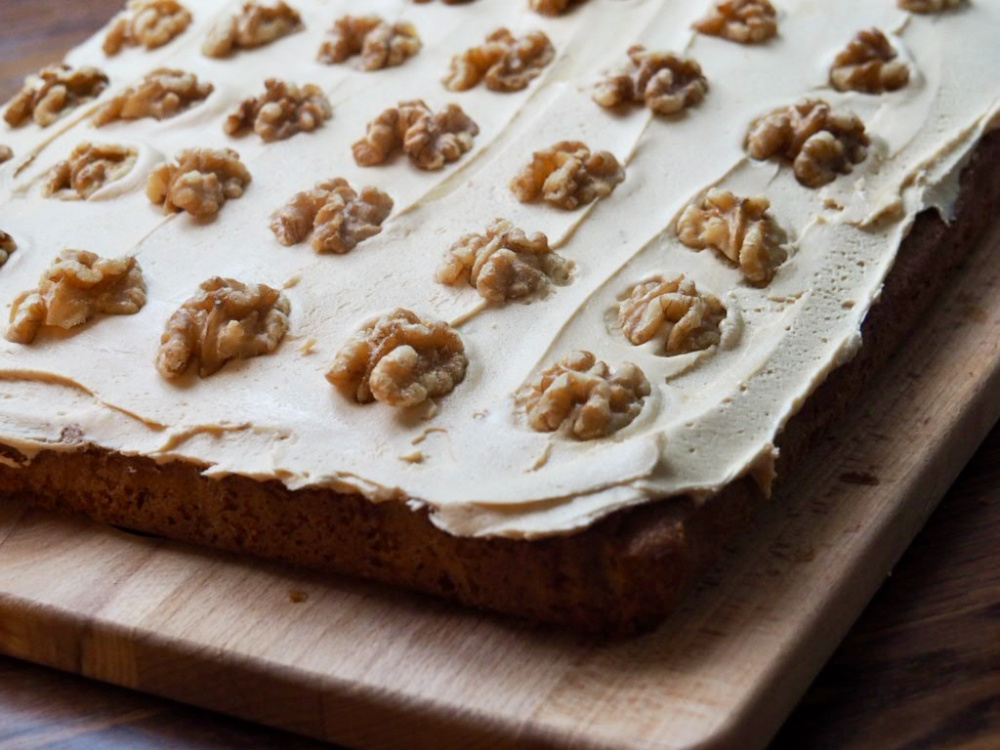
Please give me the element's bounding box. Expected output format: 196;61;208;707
0;0;998;538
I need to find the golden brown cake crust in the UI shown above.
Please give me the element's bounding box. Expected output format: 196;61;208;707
2;131;999;635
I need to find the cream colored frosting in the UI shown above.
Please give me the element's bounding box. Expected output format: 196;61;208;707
1;0;998;538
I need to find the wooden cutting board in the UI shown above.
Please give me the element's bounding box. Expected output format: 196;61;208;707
3;4;1000;747
0;213;995;750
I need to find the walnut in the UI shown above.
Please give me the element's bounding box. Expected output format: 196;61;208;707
830;29;909;94
511;141;624;210
520;351;650;440
156;277;290;378
44;143;138;200
318;15;421;71
529;0;587;16
271;178;394;254
103;0;192;55
444;29;554;93
147;148;251;216
436;219;572;303
93;69;213;126
3;65;109;128
202;1;303;58
224;79;332;142
594;46;708;116
327;309;467;407
677;189;787;286
353;100;479;171
0;232;16;268
898;0;965;12
0;146;11;165
745;100;870;188
5;249;146;345
693;0;778;44
618;275;726;355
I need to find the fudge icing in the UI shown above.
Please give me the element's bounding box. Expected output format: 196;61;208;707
1;0;998;538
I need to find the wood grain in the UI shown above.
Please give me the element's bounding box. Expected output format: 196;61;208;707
0;655;327;749
774;429;1000;750
2;3;1000;749
0;0;124;97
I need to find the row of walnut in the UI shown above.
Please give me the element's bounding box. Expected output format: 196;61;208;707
0;0;964;157
1;3;927;135
97;0;969;62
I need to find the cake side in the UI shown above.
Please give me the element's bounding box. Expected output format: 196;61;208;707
3;129;998;633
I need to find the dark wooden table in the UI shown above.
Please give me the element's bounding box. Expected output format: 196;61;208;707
2;2;999;748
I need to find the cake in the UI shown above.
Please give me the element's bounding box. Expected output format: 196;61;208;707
0;0;998;633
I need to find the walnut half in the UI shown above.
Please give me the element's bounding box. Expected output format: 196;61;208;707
594;46;708;116
0;146;13;165
44;143;138;200
677;189;787;286
147;148;252;216
157;277;291;378
511;141;624;211
202;1;303;58
520;351;650;440
270;178;394;254
619;275;727;355
6;249;146;345
3;64;109;128
319;15;421;71
353;100;479;171
0;232;16;268
444;28;554;93
436;219;572;303
830;29;909;94
529;0;587;15
745;100;870;188
693;0;778;44
103;0;193;56
898;0;966;12
327;309;467;407
224;79;332;142
93;69;213;127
